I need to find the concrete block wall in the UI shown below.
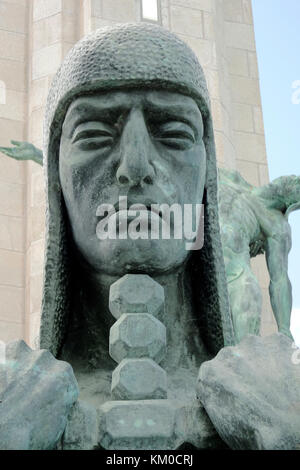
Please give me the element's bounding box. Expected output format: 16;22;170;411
0;0;28;342
0;0;277;346
25;0;80;347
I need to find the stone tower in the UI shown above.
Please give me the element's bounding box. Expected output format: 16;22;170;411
0;0;276;346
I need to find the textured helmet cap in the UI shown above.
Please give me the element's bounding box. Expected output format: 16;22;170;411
44;22;210;155
40;23;235;357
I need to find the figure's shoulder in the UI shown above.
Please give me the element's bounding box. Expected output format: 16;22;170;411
218;168;254;192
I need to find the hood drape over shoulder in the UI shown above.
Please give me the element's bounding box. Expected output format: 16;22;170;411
40;23;235;357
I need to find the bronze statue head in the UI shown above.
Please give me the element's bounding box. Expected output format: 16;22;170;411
40;23;234;357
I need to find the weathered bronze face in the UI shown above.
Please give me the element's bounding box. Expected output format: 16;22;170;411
59;88;206;276
41;23;234;361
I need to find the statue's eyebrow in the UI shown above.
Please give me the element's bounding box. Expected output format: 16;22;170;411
144;99;202;136
63;101;127;133
62;96;203;138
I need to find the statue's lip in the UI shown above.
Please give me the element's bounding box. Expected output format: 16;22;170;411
115;205;164;222
103;199;167;221
122;203;163;219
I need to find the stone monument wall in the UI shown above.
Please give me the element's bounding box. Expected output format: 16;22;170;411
0;0;277;346
0;0;27;342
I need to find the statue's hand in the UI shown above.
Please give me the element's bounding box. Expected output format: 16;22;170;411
0;140;43;165
0;340;79;450
197;334;300;450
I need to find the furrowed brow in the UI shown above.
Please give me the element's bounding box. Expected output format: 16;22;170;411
144;101;202;135
63;101;127;134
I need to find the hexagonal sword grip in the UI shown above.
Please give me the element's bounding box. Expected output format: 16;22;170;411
109;274;165;319
109;313;166;364
108;274;168;401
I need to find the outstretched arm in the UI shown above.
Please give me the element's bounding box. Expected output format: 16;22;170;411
0;140;43;166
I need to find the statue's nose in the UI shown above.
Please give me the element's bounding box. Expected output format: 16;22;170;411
116;109;156;188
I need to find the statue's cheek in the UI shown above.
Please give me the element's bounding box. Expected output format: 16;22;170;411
152;160;177;201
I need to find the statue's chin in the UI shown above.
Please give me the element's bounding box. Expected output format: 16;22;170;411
83;238;191;276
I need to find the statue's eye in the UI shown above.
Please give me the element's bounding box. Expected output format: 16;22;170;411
72;122;114;149
153;121;196;150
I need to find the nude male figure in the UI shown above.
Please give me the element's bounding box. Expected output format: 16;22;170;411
219;168;299;341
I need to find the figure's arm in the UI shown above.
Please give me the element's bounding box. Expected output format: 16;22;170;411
197;334;300;450
0;340;78;450
265;230;293;338
0;140;43;166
